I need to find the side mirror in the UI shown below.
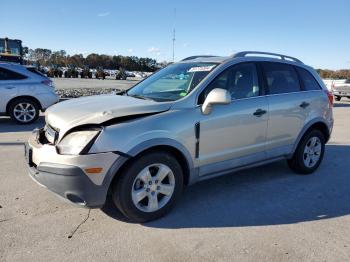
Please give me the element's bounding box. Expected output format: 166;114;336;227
201;88;231;115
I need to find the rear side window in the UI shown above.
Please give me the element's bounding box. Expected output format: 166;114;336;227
296;67;321;90
0;67;27;80
27;67;46;77
262;62;301;94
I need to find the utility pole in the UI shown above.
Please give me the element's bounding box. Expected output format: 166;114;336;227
172;8;176;62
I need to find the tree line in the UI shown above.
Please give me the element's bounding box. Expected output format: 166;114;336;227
23;48;350;78
24;48;163;72
316;69;350;79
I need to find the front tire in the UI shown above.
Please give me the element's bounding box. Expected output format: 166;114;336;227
287;129;325;175
9;98;39;124
112;151;184;222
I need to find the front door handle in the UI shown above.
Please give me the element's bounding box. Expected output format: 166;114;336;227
253;109;267;117
300;101;310;108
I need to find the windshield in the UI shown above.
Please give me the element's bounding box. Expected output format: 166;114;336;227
127;62;217;101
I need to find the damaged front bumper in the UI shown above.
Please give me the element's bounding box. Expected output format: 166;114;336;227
25;128;128;207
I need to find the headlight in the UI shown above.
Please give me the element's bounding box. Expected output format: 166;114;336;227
57;130;100;155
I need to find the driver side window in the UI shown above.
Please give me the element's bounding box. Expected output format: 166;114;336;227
199;63;260;104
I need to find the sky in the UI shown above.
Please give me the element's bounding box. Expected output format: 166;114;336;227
1;0;349;69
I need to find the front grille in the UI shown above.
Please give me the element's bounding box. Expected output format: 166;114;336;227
44;124;59;144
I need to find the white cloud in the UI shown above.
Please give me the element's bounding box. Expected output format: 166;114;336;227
127;48;134;53
97;12;110;17
147;47;161;56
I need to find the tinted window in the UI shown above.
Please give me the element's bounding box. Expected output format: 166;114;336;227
346;79;350;84
27;67;46;77
199;63;259;103
296;67;321;90
0;67;27;80
262;62;300;94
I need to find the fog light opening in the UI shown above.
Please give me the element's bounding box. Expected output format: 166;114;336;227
66;193;86;206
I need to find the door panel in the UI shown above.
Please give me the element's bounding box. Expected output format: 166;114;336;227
198;96;268;175
261;62;310;158
196;62;268;176
266;92;308;158
0;81;18;112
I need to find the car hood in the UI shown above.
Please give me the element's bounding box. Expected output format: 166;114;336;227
46;94;172;137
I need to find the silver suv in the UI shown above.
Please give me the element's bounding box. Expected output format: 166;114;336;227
26;51;334;222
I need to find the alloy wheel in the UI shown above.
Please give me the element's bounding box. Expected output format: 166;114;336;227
13;102;36;123
303;136;322;168
131;163;175;213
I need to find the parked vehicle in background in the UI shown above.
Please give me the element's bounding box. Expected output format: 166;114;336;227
116;67;127;80
80;67;93;78
26;51;333;222
332;79;350;101
125;71;135;77
64;67;79;78
47;66;63;78
0;37;23;64
0;62;59;124
95;67;106;80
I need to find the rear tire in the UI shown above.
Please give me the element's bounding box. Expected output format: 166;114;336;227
112;151;183;222
287;129;325;175
335;96;341;101
9;98;40;124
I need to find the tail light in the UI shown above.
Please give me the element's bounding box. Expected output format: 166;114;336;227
41;80;53;87
325;90;334;107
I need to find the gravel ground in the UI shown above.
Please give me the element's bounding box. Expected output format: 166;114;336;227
53;77;141;98
0;100;350;262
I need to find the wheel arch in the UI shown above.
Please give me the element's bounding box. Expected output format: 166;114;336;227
291;118;331;156
107;139;195;195
6;95;42;115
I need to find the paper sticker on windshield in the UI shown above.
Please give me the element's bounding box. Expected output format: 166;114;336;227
188;65;215;73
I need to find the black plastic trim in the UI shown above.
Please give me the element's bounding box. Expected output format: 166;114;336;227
195;122;200;158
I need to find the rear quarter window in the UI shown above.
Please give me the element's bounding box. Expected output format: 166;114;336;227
27;67;46;77
295;67;321;91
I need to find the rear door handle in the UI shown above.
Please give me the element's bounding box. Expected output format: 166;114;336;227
300;101;310;108
253;109;267;117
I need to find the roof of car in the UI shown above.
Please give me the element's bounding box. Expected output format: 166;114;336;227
179;56;230;63
180;51;304;65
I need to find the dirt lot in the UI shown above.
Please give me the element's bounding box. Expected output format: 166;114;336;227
1;99;350;262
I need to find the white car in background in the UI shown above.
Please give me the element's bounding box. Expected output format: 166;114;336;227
0;63;59;124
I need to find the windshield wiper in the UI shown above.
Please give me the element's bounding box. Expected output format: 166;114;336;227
128;94;155;101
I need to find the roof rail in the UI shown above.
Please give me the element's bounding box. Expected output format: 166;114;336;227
232;51;303;64
181;55;217;61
